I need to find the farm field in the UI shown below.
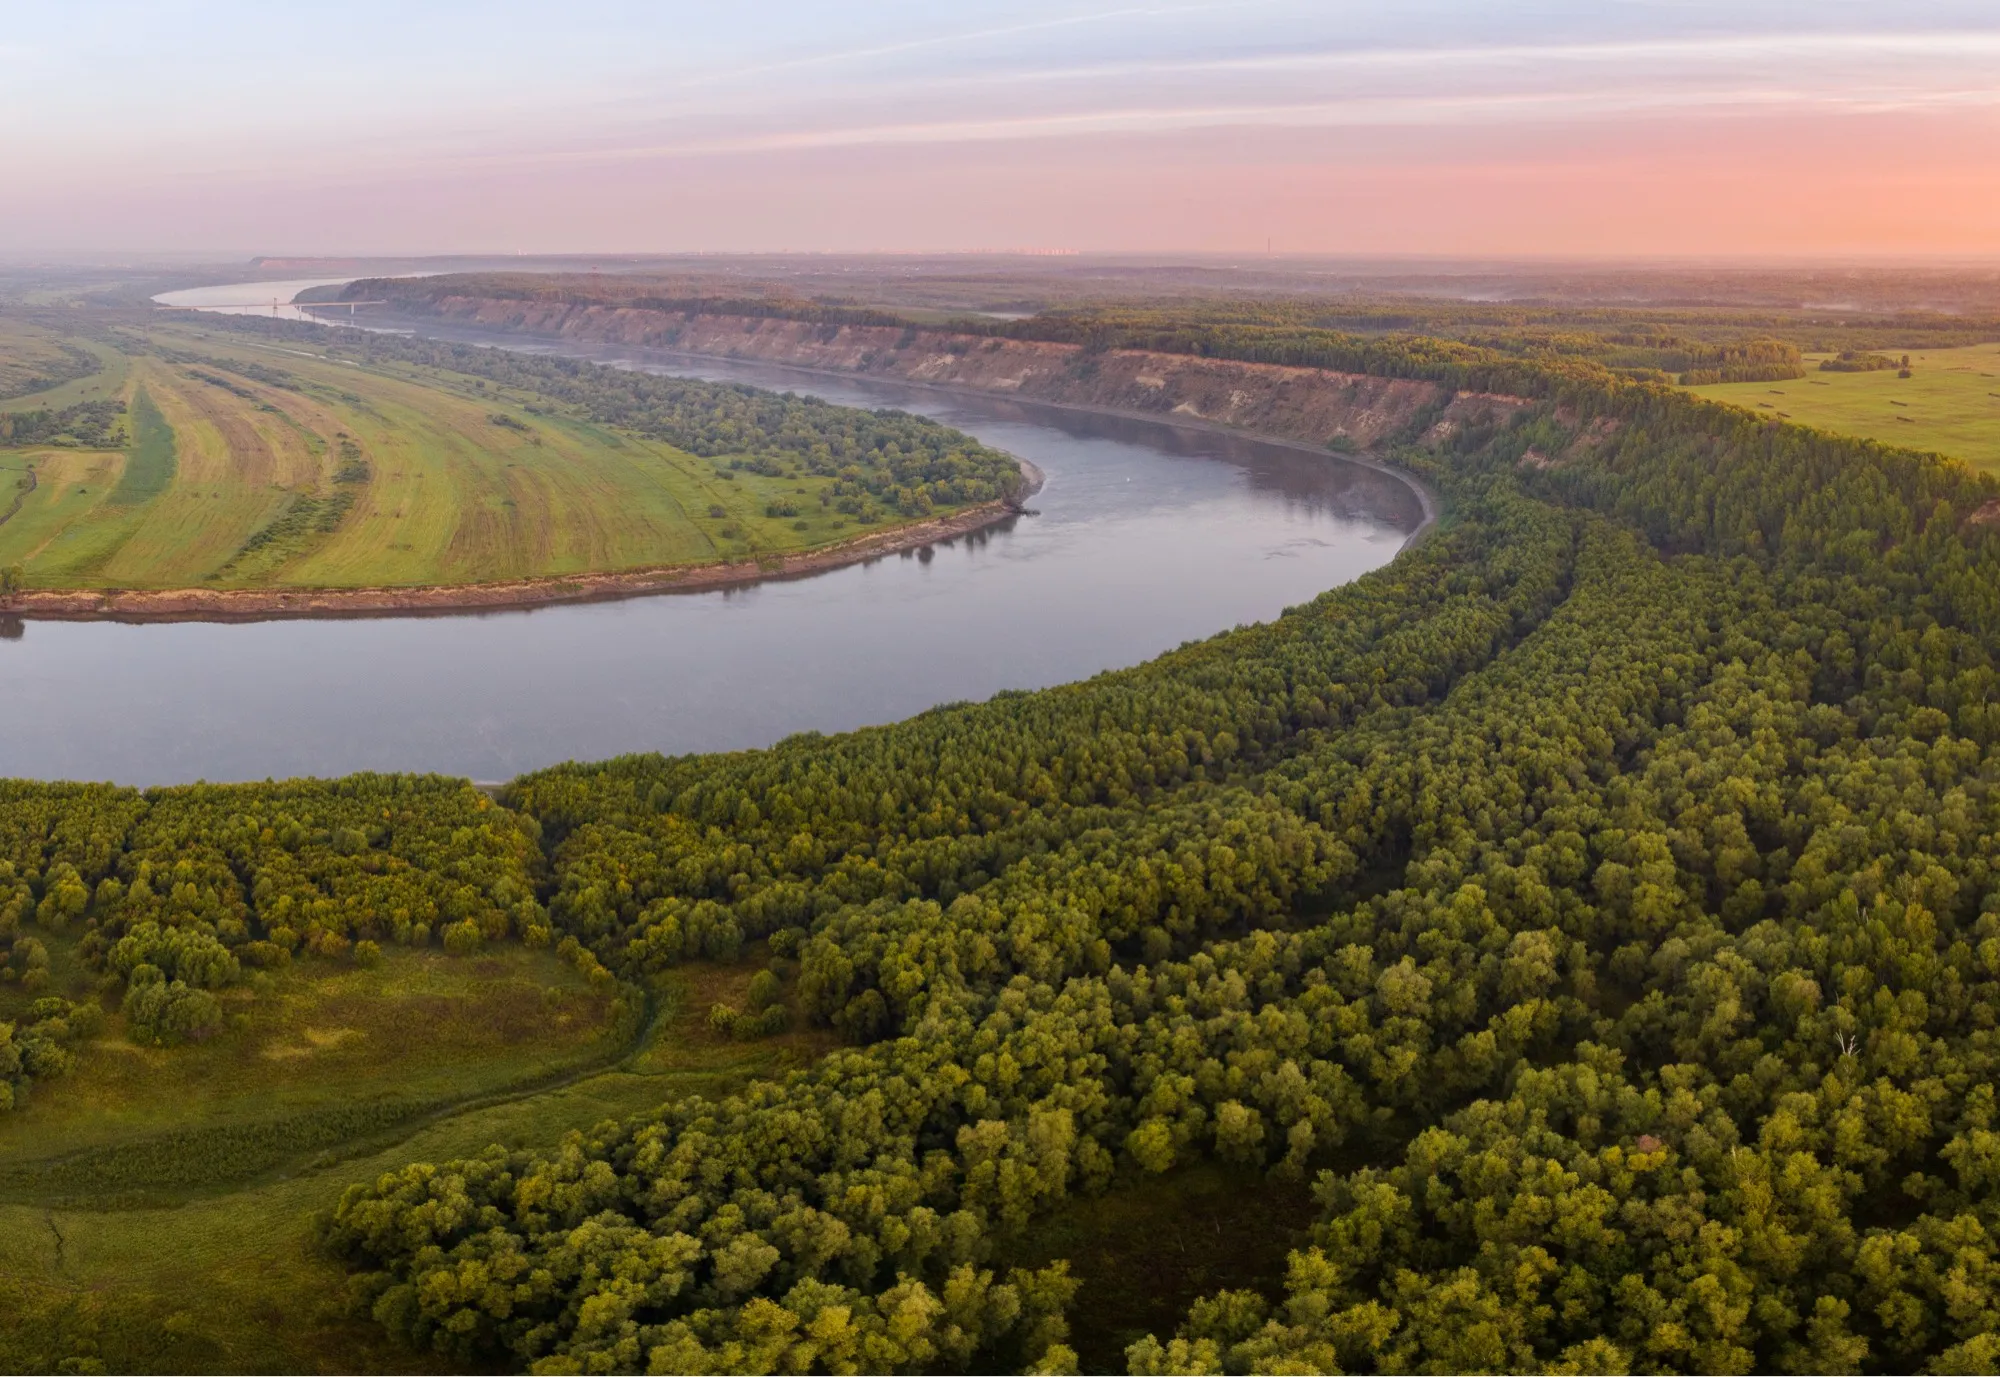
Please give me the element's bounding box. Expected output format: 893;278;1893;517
0;948;835;1374
0;313;1004;593
1688;342;2000;473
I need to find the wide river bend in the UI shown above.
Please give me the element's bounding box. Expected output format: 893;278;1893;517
0;292;1425;785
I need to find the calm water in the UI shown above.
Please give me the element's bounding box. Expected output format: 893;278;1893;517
153;277;371;324
1;307;1424;785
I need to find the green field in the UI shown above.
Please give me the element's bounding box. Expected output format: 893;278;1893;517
0;315;986;592
0;945;833;1374
1689;342;2000;473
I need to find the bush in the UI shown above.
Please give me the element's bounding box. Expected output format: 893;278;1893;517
746;968;783;1011
122;978;223;1047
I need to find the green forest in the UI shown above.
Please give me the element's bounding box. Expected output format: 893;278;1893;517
12;308;2000;1372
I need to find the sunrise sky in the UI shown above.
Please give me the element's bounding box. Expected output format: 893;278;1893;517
7;0;2000;258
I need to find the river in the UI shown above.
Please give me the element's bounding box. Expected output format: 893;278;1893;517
0;290;1424;786
151;277;374;324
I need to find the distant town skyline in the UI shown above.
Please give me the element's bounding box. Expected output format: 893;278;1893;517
8;0;2000;257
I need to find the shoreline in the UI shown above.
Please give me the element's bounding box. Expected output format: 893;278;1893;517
0;487;1037;625
8;309;1438;624
372;318;1440;544
584;340;1442;540
370;314;1441;545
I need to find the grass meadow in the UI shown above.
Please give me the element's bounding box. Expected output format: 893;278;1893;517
1689;343;2000;474
0;317;945;592
0;950;836;1374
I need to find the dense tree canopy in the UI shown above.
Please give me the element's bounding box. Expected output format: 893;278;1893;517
0;775;548;1067
308;367;2000;1373
14;330;2000;1370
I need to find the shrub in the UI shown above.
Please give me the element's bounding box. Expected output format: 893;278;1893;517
746;969;783;1011
123;978;223;1047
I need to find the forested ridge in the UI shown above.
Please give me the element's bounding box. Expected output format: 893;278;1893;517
356;271;2000;386
14;324;2000;1371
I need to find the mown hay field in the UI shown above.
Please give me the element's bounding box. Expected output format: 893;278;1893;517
0;316;928;590
1689;342;2000;473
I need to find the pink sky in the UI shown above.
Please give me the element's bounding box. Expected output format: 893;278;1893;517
60;111;1997;261
7;3;2000;258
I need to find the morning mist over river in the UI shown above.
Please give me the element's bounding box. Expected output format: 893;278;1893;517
0;287;1422;785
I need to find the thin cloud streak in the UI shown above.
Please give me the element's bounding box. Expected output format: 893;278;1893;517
576;26;2000;133
502;88;2000;165
34;36;1999;188
101;71;2000;188
667;2;1241;88
730;28;2000;94
8;2;2000;255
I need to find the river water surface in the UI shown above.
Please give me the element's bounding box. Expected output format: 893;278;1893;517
1;295;1423;785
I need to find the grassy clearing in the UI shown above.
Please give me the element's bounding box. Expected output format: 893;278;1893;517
1689;342;2000;473
0;955;833;1374
0;314;985;592
0;943;621;1206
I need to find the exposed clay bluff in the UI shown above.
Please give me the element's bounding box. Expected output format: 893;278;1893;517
383;295;1530;455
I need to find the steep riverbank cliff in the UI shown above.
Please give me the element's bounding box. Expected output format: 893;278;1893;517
373;294;1530;453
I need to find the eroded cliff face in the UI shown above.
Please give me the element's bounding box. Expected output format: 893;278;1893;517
400;296;1529;452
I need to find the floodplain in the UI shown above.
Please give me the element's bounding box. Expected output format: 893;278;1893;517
0;313;997;595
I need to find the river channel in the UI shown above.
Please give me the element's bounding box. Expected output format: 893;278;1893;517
0;291;1425;785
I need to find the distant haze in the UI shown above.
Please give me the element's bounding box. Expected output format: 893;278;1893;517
7;1;2000;258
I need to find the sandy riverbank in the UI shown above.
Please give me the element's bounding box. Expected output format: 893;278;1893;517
1;485;1037;624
